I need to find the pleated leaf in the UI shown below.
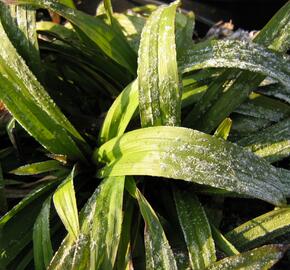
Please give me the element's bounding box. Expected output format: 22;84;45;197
0;16;89;161
48;176;125;270
138;0;181;127
53;166;79;241
0;2;40;76
4;0;137;74
99;80;138;145
174;190;216;269
207;245;288;270
226;206;290;250
238;119;290;163
179;39;290;88
94;126;286;205
33;196;53;270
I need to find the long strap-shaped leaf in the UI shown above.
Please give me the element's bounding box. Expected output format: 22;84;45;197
10;160;65;175
48;176;125;270
179;39;290;87
138;0;181;127
0;16;89;160
94;126;286;206
53;166;80;241
0;2;40;76
2;0;137;74
99;80;138;145
174;190;216;269
33;196;53;270
206;244;288;270
185;2;290;132
237;119;290;163
0;181;58;267
226;206;290;251
126;178;177;270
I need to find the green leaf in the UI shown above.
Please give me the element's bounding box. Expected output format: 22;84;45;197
188;2;290;133
0;182;57;267
226;206;290;251
126;178;177;270
83;176;125;269
214;118;232;140
10;160;65;175
53;166;79;240
238;119;290;163
99;80;138;145
5;0;137;74
211;225;239;256
207;244;288;270
0;2;40;76
0;163;7;213
179;39;290;88
258;83;290;104
234;92;290;122
48;176;125;270
33;196;53;270
0;16;89;161
174;190;216;269
138;0;181;127
95;126;286;205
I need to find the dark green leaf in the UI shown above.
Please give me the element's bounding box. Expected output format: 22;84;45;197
174;190;216;269
33;196;53;270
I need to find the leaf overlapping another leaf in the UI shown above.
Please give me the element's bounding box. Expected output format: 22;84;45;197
94;126;287;205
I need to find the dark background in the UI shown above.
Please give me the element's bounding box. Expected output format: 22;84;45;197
79;0;288;34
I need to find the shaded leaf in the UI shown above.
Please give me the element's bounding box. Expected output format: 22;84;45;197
174;190;216;269
33;196;53;270
238;119;290;163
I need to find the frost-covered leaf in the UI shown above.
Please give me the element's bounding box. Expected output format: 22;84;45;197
95;126;286;205
234;93;290;122
184;2;290;133
226;206;290;250
48;176;125;270
207;244;288;270
174;190;216;269
238;119;290;163
138;0;181;127
53;166;79;240
180;39;290;88
33;196;53;270
258;83;290;104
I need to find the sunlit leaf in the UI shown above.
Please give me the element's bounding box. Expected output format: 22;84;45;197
95;126;287;205
53;166;79;240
